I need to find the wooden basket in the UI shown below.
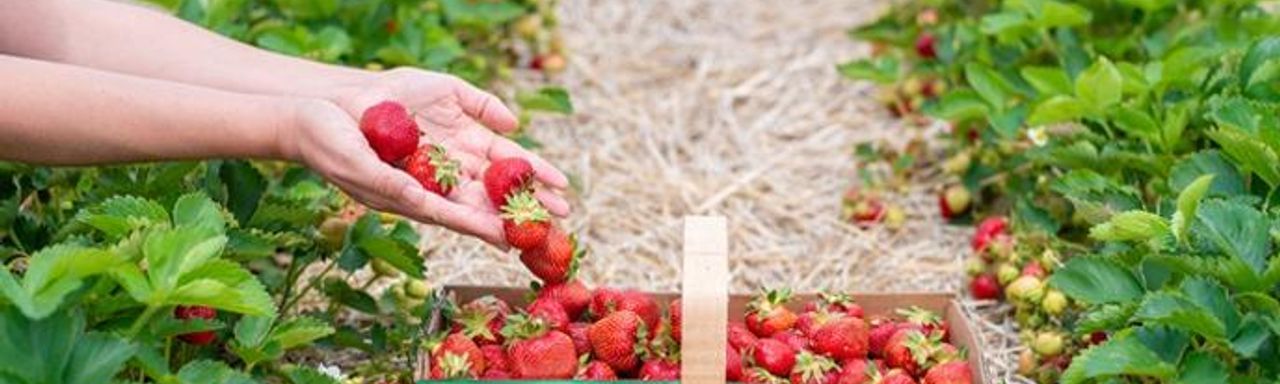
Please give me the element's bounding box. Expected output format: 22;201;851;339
418;216;989;383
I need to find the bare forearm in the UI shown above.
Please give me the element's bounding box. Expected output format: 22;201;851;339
0;55;296;165
0;0;371;99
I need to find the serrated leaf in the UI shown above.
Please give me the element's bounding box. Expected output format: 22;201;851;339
1027;95;1088;126
836;57;899;84
1061;334;1176;383
515;87;574;114
219;160;265;225
1090;211;1170;243
176;360;258;384
0;308;136;384
233;315;274;348
1194;199;1271;275
1135;292;1226;340
1112;108;1160;142
440;0;524;25
1206;126;1280;187
1231;314;1271;358
1050;256;1145;305
1029;0;1092;28
151;315;224;340
1240;37;1280;101
169;259;275;317
1076;57;1123;112
1168;151;1244;197
77;196;168;239
282;365;341;384
272;316;335;350
964;63;1009;108
1021;66;1073;96
321;278;377;314
1077;304;1137;334
1181;278;1238;335
979;11;1030;36
144;226;226;292
0;245;123;319
926;90;990;122
357;236;424;279
1173;175;1213;244
172;193;226;233
1177;351;1228;384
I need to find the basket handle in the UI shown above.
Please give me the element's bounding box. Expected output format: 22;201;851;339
680;216;729;383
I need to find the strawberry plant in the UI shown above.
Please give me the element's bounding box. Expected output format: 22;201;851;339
842;0;1280;381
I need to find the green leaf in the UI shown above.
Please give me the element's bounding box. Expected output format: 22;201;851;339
1061;334;1177;383
1194;199;1272;275
1089;211;1170;243
1135;292;1226;340
176;360;258;384
1021;66;1073;96
515;87;574;114
169;259;275;316
1180;278;1238;335
1112;108;1160;142
1117;0;1175;12
1076;57;1123;112
1027;95;1088;126
172;193;226;233
0;245;123;319
233;315;274;348
1049;256;1145;305
1168;151;1244;197
1230;314;1271;358
357;236;424;279
1207;126;1280;187
1176;351;1228;384
1077;304;1138;334
439;0;525;26
0;308;136;384
979;11;1030;36
964;63;1009;108
1172;175;1213;244
144;226;226;293
272;316;335;350
926;90;991;122
218;160;265;225
836;57;899;84
282;365;341;384
1029;0;1092;28
321;278;377;314
1240;37;1280;101
76;196;168;239
1134;325;1189;364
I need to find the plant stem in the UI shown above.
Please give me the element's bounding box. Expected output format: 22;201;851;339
279;260;337;317
276;255;304;310
128;305;160;337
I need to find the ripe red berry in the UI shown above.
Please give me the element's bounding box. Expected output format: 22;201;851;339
359;101;420;163
174;305;217;345
970;273;1001;300
915;33;937;59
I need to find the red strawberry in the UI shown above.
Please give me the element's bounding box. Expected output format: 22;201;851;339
639;358;681;380
771;330;810;352
588;287;624;320
174;305;217;345
897;307;948;341
1088;331;1109;345
528;297;570;332
669;299;683;345
836;359;875;384
588;310;647;373
969;274;1001;300
751;338;797;377
480;344;508;373
790;351;839;384
481;369;512;379
868;318;907;358
1021;261;1047;279
616;290;662;332
359;101;420;163
401;144;459;196
875;369;918;384
519;229;579;285
452;296;509;345
922;361;971;384
502;315;577;379
501;191;552;251
811;316;870;361
430;333;486;379
567;322;592;356
537;280;592;320
727;344;745;382
971;217;1008;252
938;185;971;219
883;329;933;377
577;360;619;380
484;157;535;209
729;321;760;352
745;289;799;337
915;33;936;59
796;311;819;338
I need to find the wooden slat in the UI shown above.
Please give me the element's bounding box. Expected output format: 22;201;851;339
680;216;728;383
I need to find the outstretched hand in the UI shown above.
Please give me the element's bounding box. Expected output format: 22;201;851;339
284;68;570;247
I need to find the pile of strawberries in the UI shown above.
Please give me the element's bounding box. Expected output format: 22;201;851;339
427;286;682;380
729;289;972;384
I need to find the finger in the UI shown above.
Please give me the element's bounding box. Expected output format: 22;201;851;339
534;188;572;217
453;181;500;215
452;76;519;134
488;137;570;189
398;185;508;248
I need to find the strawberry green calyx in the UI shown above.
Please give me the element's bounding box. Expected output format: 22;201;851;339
904;331;944;369
429;144;461;191
436;352;473;378
457;309;498;341
896;306;942;328
501;314;550;344
567;234;585;281
793;351;838;382
748;368;788;384
748;288;793;315
500;191;550;224
819;292;855;308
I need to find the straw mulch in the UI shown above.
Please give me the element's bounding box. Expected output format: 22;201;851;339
419;0;1027;381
